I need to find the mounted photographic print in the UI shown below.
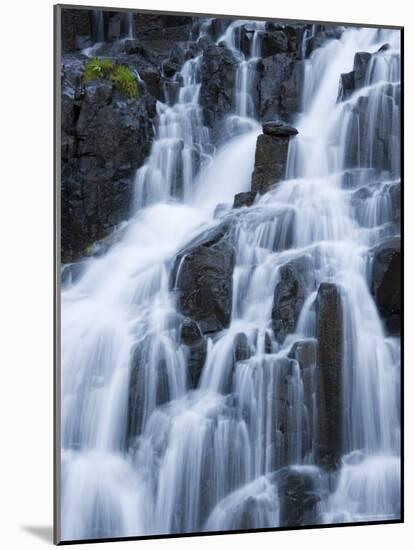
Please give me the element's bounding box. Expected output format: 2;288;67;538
54;4;403;545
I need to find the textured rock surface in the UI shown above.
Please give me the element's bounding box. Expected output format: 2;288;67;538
272;256;312;343
251;124;298;194
174;227;235;334
180;319;207;388
371;237;401;334
315;283;343;470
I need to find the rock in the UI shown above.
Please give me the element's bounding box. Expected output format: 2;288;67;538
272;256;312;343
126;342;170;442
133;13;194;54
262;121;298;137
233;333;252;362
289;339;317;369
251;130;296;194
371;237;401;334
281;61;305;115
199;42;238;140
389;181;401;224
61;8;92;52
275;467;321;526
315;283;343;469
260;30;289;57
174;226;235;333
258;53;296;120
180;319;207;388
139;66;162;100
289;338;318;455
339;50;374;100
233;191;257;209
305;27;344;57
208;18;231;41
61;76;157;262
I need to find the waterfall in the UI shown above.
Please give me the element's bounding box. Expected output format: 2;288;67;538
60;18;401;540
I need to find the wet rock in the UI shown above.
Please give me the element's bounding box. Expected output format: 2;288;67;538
233;191;257;209
389;181;401;224
199;42;238;139
126;343;170;442
275;467;321;526
180;319;207;388
251;126;298;194
305;27;344;57
61;76;157;262
258;53;296;120
233;333;252;362
61;8;92;52
339;49;376;100
272;256;313;343
289;339;317;369
262;121;299;137
281;61;305;115
371;237;401;335
174;226;235;334
133;13;193;54
260;30;289;57
315;282;343;470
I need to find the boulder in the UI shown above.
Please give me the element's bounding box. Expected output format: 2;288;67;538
173;226;235;334
233;191;257;209
233;333;252;362
251;125;298;194
272;255;312;343
371;237;401;334
315;283;343;469
289;339;317;369
305;27;344;57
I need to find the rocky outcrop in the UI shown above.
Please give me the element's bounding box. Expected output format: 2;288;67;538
133;13;193;54
272;255;312;343
371;237;401;335
61;75;156;262
173;226;235;334
233;191;257;209
315;283;343;470
251;123;298;194
199;41;238;140
180;319;207;388
305;26;344;58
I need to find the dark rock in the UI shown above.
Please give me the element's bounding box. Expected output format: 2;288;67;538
339;50;372;100
133;13;193;54
139;66;162;100
305;27;344;57
315;282;343;469
233;191;257;209
258;53;296;120
272;256;313;343
61;75;157;262
289;339;317;369
251;131;295;194
61;8;92;52
199;42;238;139
281;61;305;115
371;237;401;335
233;333;252;362
262;121;298;137
208;18;231;42
174;226;235;333
123;39;145;55
260;30;289;57
126;342;170;442
276;467;321;527
180;319;207;388
389;181;401;224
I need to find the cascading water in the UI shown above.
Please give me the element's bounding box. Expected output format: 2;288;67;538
61;17;401;540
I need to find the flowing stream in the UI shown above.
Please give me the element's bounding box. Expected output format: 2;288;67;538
61;20;401;540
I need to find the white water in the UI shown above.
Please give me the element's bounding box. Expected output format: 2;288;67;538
61;20;401;540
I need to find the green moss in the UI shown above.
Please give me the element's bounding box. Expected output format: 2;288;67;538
82;58;138;100
110;64;139;99
83;57;114;83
